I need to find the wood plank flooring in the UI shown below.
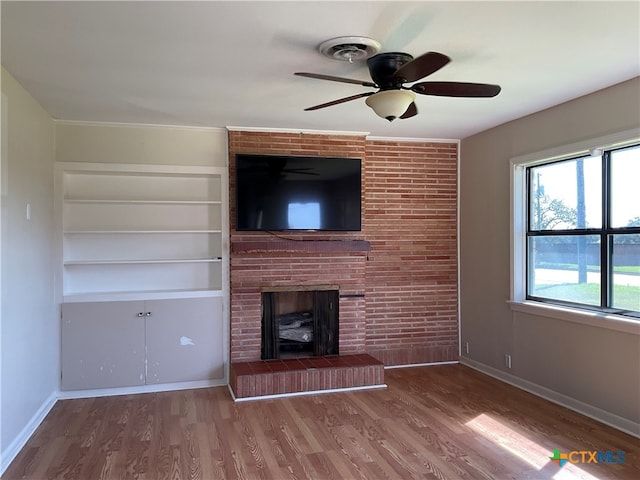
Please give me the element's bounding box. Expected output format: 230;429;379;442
3;364;639;479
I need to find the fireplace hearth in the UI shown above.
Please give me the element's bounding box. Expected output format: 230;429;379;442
262;288;338;360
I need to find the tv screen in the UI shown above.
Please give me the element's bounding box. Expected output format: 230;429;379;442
235;154;362;231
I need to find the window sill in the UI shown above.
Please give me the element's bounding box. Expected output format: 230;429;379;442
508;300;640;335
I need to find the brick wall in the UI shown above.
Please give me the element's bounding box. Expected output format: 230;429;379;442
228;130;458;366
364;140;459;365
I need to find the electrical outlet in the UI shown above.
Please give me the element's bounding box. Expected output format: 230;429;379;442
505;354;512;369
465;342;469;355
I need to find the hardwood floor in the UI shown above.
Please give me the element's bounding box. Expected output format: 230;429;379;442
3;364;639;479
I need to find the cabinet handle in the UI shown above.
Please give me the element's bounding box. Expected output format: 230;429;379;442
145;312;152;317
137;312;144;317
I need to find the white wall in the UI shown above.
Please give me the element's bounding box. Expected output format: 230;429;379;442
1;67;57;471
460;77;640;434
55;122;227;167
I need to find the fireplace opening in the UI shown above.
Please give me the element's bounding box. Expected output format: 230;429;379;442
262;289;338;360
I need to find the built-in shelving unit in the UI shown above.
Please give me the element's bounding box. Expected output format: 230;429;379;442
57;162;229;302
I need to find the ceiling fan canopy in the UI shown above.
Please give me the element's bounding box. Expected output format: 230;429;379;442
295;51;501;121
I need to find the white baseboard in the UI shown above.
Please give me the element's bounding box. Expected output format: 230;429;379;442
1;391;58;475
232;383;388;402
460;358;640;439
57;378;228;400
384;360;459;369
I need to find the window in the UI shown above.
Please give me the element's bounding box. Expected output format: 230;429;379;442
288;202;321;229
525;144;639;318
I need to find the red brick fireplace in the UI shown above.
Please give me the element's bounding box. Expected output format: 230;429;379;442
228;130;459;380
230;243;369;362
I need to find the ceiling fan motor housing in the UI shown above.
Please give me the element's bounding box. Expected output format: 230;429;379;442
367;52;414;89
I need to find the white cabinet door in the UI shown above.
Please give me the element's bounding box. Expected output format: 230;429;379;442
61;301;146;390
145;297;225;384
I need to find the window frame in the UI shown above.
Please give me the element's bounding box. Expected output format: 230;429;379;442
510;129;640;334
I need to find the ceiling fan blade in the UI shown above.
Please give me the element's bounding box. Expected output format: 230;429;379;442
392;51;450;83
295;72;377;87
304;92;374;111
411;81;501;97
400;102;418;119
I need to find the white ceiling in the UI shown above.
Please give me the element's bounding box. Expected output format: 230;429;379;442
2;1;639;139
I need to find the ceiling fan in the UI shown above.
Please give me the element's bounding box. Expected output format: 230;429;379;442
295;51;501;121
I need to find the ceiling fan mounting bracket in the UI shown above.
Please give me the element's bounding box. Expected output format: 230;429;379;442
319;36;381;62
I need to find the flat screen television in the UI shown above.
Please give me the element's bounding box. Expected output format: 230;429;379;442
235;154;362;231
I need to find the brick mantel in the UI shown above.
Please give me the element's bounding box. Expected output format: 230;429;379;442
232;239;371;253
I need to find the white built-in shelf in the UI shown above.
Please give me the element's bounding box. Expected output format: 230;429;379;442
64;258;222;265
63;289;225;303
64;229;223;234
57;162;229;301
64;199;222;205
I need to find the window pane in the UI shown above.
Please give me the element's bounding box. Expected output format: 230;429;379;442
288;202;320;229
612;234;640;313
528;235;600;305
529;157;602;230
610;145;640;228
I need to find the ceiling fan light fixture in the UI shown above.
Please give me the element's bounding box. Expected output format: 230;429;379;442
365;90;416;122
